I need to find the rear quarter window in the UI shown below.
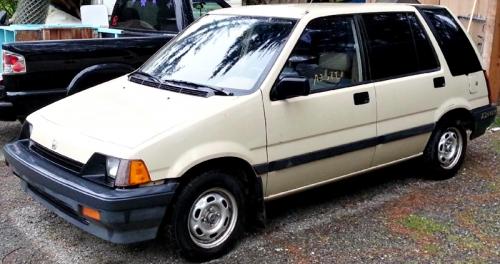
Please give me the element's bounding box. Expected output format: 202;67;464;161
417;7;483;76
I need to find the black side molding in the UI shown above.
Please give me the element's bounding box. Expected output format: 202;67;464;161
253;123;435;174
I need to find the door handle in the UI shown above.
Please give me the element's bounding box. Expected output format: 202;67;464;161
434;77;446;88
353;92;370;105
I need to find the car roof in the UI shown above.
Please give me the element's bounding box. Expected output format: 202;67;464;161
210;3;428;19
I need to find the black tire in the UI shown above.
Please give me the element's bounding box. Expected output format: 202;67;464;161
171;170;246;261
423;119;467;180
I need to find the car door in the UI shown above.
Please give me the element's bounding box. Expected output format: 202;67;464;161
262;15;377;198
361;12;444;166
416;7;488;103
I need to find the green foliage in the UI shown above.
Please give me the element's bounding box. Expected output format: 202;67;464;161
402;214;449;235
0;0;17;17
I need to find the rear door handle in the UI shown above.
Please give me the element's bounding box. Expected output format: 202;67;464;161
434;77;446;88
353;92;370;105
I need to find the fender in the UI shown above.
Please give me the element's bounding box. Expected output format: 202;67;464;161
67;63;136;95
162;142;267;227
165;141;263;179
433;97;473;124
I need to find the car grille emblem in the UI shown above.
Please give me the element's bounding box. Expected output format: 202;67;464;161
51;140;57;151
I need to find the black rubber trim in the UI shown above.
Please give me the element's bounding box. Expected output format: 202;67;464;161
3;140;178;211
253;124;435;174
470;104;497;139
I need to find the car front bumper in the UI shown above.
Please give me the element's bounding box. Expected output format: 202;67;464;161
3;140;178;244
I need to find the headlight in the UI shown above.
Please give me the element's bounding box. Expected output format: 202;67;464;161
106;157;121;179
106;157;151;187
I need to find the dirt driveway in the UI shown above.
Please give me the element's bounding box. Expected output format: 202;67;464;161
0;120;498;263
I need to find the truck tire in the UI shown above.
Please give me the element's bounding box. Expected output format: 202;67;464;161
171;170;246;261
423;119;467;180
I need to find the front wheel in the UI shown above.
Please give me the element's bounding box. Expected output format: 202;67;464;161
171;171;245;261
423;120;467;180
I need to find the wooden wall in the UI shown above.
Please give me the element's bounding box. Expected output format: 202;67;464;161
487;0;500;102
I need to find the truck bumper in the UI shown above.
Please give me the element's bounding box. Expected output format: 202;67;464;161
470;105;497;139
3;140;179;244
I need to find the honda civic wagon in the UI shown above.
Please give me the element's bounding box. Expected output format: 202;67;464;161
4;3;497;261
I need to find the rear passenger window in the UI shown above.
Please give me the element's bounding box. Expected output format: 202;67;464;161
278;16;363;93
408;14;440;72
362;12;439;80
417;7;482;76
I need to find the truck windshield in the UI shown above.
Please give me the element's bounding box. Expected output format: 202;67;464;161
111;0;178;31
140;15;296;93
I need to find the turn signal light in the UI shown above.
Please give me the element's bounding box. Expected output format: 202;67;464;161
129;160;151;185
81;206;101;221
3;51;26;74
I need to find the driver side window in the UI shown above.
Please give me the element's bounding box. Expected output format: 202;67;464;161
279;15;363;93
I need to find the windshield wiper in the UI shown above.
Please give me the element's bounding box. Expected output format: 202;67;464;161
130;70;161;83
162;79;232;96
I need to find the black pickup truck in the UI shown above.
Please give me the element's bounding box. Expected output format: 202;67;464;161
0;0;229;121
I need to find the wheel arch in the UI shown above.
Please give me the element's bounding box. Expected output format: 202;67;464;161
435;107;474;132
166;156;266;229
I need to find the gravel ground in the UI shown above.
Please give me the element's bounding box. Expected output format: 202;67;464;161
0;120;499;263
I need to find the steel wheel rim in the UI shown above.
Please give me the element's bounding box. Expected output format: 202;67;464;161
437;127;463;170
188;187;238;249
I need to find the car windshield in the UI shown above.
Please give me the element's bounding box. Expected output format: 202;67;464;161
139;15;296;93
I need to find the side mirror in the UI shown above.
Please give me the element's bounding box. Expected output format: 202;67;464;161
0;11;8;26
271;77;310;101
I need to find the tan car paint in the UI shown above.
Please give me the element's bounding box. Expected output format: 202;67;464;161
27;4;491;200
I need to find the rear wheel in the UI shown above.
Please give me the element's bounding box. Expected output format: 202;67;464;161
171;170;245;261
423;120;467;180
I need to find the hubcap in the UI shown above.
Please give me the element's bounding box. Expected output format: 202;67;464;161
188;187;238;249
437;127;463;169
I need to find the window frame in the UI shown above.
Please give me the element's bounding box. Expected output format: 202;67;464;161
358;11;442;83
270;11;443;101
415;6;483;77
271;14;370;99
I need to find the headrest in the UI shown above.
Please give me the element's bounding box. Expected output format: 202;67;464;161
319;52;352;72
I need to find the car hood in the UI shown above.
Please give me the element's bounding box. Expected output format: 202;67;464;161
32;77;239;151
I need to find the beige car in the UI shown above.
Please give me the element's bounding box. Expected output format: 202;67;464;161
4;3;497;261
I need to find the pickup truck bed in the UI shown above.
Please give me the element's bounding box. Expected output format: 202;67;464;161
1;35;172;120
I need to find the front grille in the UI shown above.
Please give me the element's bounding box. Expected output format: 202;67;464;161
30;142;84;174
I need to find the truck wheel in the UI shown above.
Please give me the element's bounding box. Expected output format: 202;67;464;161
171;170;245;261
423;120;467;180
